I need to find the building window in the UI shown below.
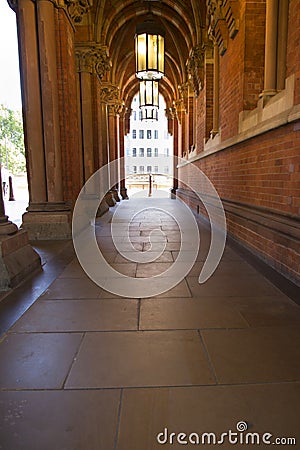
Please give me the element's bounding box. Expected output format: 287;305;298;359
147;130;152;139
164;166;169;174
139;130;144;139
154;148;158;157
126;148;130;157
132;148;137;157
139;166;144;173
154;130;158;139
147;166;152;173
133;166;137;173
147;148;152;157
154;166;158;173
139;148;144;157
132;129;136;139
133;111;137;121
139;110;142;120
164;148;169;157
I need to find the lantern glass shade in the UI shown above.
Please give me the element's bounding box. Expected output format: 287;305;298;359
135;21;165;80
140;107;158;121
139;80;159;108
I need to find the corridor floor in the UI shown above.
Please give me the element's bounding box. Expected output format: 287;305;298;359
0;197;300;449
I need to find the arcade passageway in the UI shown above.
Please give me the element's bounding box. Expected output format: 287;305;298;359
0;197;299;449
0;0;299;447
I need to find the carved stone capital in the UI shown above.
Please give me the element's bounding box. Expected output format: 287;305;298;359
76;44;111;79
186;45;205;96
165;107;176;121
100;83;120;104
108;102;124;117
64;0;92;24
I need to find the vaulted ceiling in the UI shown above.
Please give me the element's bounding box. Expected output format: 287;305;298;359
76;0;206;108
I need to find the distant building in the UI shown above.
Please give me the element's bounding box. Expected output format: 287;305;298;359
124;94;173;185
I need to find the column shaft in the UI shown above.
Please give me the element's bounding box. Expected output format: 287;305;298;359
276;0;289;91
16;0;47;203
37;0;63;202
263;0;279;95
212;42;220;135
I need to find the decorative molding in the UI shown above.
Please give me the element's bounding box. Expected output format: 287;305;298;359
75;44;111;79
207;0;239;55
64;0;92;24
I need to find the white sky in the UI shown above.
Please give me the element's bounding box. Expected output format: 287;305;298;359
0;0;22;110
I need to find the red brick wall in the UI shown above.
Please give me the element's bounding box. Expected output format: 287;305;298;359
178;122;300;282
243;0;266;110
56;9;82;205
218;1;266;140
183;123;300;215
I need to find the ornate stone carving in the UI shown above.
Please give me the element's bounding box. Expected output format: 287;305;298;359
107;102;124;117
100;83;120;104
207;0;239;55
186;45;205;96
64;0;92;24
174;99;186;124
75;44;111;79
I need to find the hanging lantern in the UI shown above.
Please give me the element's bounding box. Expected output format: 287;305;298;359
139;80;159;108
135;19;165;80
140;107;158;121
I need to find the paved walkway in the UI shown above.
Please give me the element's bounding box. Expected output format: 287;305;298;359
0;197;300;449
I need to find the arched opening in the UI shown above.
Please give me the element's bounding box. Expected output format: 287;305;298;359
124;93;173;198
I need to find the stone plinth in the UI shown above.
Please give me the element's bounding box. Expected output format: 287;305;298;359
22;203;72;240
0;230;41;290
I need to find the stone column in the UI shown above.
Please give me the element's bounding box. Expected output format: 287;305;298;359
36;0;63;202
119;108;129;199
76;48;95;182
20;0;71;239
211;41;220;136
169;108;179;198
108;104;121;202
276;0;289;91
261;0;279;99
12;0;47;204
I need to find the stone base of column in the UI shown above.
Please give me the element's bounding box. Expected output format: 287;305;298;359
259;89;278;105
22;202;72;240
120;187;129;200
105;192;117;207
0;229;41;290
170;188;177;199
96;199;110;217
112;189;121;203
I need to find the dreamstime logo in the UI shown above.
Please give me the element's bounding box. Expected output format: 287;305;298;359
72;157;227;298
